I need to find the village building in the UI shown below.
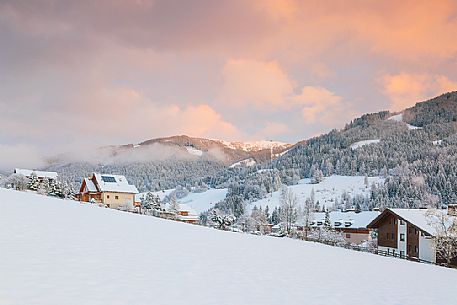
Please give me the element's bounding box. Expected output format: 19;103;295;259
309;211;380;244
77;173;138;209
14;168;58;182
175;203;199;224
367;208;457;264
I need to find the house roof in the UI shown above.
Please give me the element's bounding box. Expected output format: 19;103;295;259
84;178;98;192
92;173;138;194
177;203;198;216
306;211;380;229
367;208;453;236
14;168;58;180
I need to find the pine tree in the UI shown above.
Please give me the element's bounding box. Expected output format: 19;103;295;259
324;210;331;229
28;172;39;191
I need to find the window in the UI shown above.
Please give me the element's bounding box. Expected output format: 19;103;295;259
400;220;405;225
400;233;405;241
345;233;351;238
101;176;116;183
400;251;404;258
115;195;119;200
107;195;110;199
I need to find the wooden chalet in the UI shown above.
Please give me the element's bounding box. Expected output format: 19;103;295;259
368;208;457;265
77;173;139;209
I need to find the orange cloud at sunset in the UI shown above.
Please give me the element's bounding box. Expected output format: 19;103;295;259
1;0;457;165
382;73;457;111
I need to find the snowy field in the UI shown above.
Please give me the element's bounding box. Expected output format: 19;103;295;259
137;188;228;214
177;188;228;213
1;189;456;305
250;175;383;211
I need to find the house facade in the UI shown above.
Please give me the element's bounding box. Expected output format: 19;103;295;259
78;173;138;209
367;208;453;263
310;211;380;245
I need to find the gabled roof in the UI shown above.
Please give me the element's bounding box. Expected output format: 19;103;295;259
14;168;58;180
84;178;98;192
367;208;452;236
92;173;138;194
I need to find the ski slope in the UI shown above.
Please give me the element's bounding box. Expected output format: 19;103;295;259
250;175;383;211
0;188;456;305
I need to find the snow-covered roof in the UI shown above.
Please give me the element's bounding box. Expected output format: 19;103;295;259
307;211;380;229
177;214;200;222
178;203;197;215
93;173;138;194
368;208;455;236
14;168;58;180
389;209;451;236
84;178;98;193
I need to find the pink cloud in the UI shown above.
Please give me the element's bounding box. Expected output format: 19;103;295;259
381;73;457;111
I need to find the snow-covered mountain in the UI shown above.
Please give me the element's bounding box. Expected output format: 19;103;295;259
1;188;455;305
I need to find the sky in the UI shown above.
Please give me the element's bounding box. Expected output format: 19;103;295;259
1;0;457;169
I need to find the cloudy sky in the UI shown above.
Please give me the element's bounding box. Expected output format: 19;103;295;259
1;0;457;168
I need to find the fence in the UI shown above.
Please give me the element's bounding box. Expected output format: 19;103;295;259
305;237;439;266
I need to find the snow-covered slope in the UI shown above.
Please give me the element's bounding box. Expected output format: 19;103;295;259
350;139;380;149
229;158;257;168
177;188;228;214
0;189;456;305
388;113;422;130
136;188;228;214
250;175;383;211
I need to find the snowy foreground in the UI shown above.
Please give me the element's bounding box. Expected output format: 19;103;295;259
1;189;456;305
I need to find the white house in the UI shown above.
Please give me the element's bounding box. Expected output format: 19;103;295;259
14;168;58;181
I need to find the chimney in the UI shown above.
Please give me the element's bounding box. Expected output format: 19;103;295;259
448;204;457;216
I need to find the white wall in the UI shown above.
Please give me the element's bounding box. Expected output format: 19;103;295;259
397;220;407;257
419;234;436;263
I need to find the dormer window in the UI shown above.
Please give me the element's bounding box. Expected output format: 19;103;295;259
334;221;342;227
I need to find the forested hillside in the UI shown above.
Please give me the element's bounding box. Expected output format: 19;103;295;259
45;92;457;211
272;92;457;208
